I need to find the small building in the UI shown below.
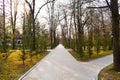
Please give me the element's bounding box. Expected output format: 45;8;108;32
15;35;22;46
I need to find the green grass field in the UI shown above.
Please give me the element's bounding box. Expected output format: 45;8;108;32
69;50;112;61
98;64;120;80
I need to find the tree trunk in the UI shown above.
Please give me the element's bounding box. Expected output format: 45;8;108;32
3;0;6;52
10;0;19;49
50;27;53;49
50;0;55;49
12;29;15;49
32;0;36;51
110;0;120;71
10;0;15;49
76;0;84;57
53;29;56;47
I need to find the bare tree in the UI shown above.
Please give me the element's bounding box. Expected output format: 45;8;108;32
87;0;120;71
25;0;56;50
10;0;19;49
2;0;6;52
21;2;26;65
105;0;120;71
75;0;89;57
50;0;55;48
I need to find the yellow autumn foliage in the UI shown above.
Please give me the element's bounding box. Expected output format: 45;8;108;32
8;50;22;61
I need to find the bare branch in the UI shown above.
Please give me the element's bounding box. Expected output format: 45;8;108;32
105;0;111;8
83;16;89;26
35;0;55;20
87;6;108;9
25;0;32;12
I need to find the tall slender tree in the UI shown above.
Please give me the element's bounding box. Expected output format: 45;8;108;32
10;0;19;49
50;0;55;49
2;0;6;52
25;0;56;50
105;0;120;71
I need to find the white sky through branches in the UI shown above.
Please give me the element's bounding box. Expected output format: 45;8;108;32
0;0;117;34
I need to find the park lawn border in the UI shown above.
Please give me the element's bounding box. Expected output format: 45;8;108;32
0;51;49;80
18;51;49;80
98;64;120;80
69;50;112;61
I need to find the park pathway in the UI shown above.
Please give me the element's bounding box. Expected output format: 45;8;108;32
19;44;113;80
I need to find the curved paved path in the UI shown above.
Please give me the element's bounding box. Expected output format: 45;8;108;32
19;44;113;80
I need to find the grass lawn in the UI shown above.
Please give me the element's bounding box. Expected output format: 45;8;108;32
98;64;120;80
69;50;112;61
0;51;48;80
